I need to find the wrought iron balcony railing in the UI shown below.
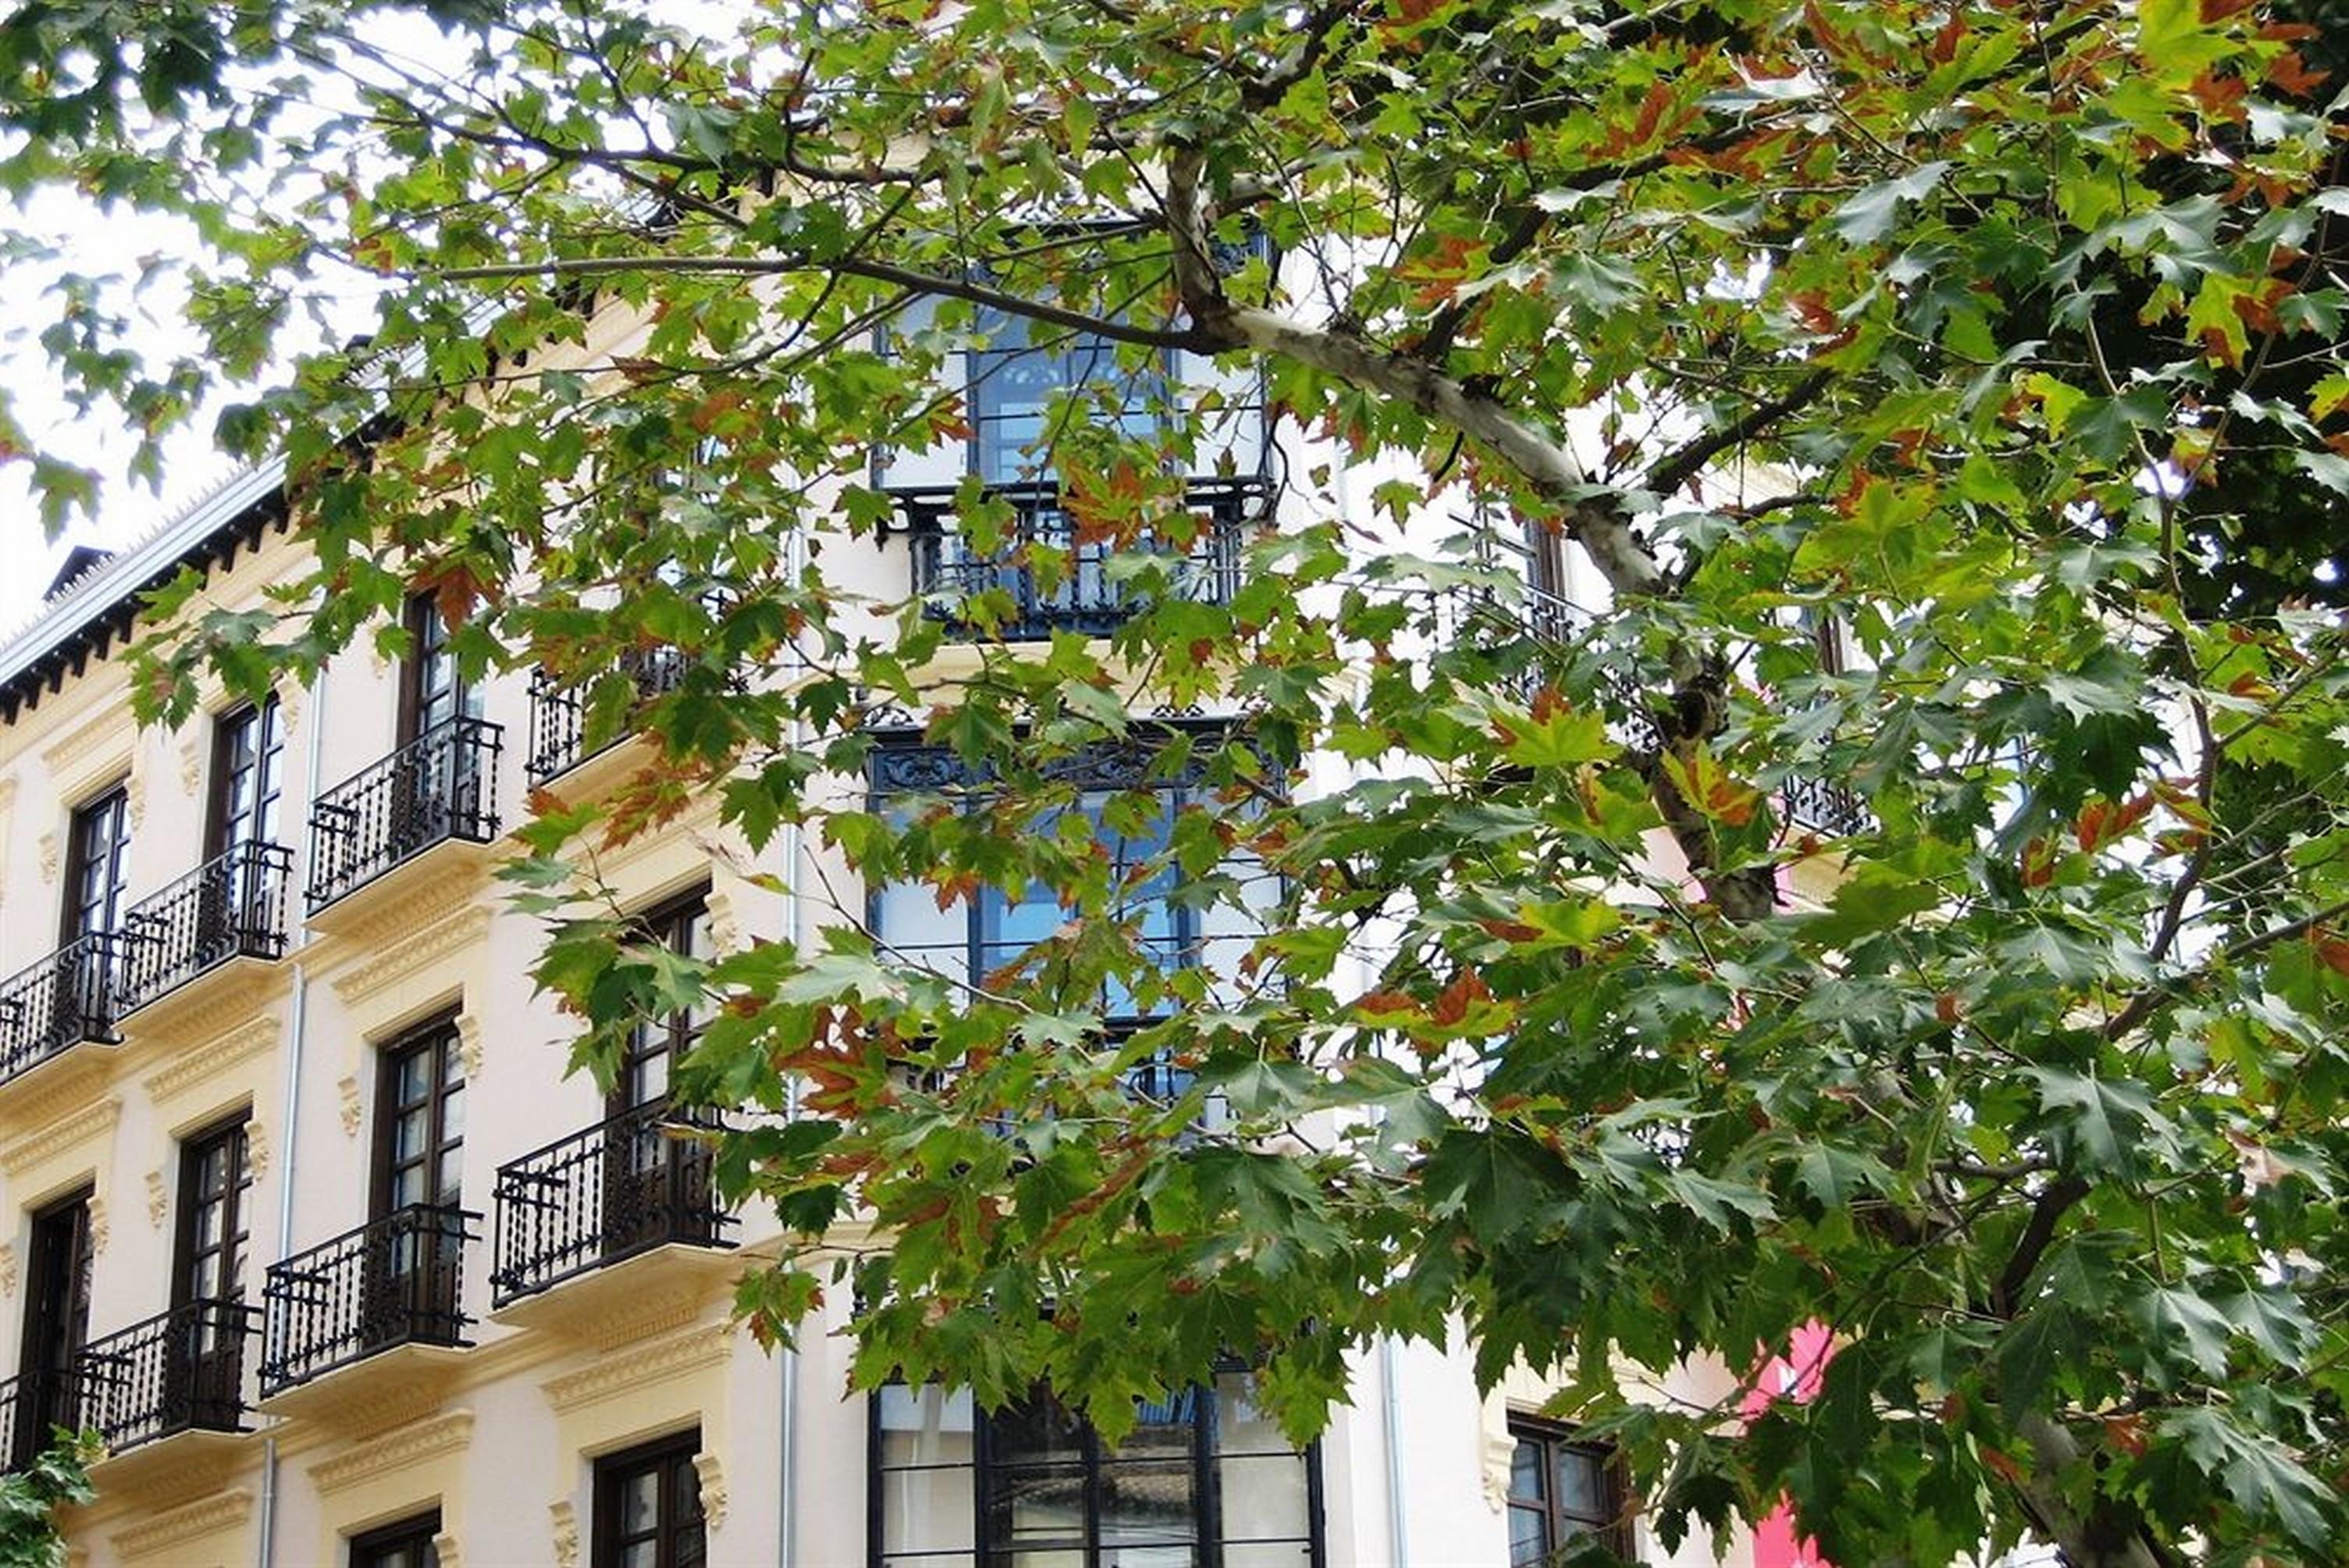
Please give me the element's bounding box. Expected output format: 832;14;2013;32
306;715;502;912
75;1299;258;1453
114;843;292;1015
490;1101;733;1306
523;645;693;787
260;1203;477;1395
1780;772;1873;838
0;1368;80;1474
891;477;1264;641
0;933;117;1086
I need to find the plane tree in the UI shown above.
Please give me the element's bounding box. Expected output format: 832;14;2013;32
2;0;2347;1561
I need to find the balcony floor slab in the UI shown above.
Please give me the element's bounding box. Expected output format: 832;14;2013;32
489;1241;741;1342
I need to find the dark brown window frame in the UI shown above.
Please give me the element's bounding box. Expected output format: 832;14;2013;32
610;888;712;1118
173;1110;253;1310
208;694;287;858
1505;1413;1635;1566
349;1506;442;1568
398;592;476;745
593;1426;706;1568
59;782;130;945
371;1014;466;1217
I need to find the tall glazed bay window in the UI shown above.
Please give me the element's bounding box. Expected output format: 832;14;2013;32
867;734;1275;1025
873;1371;1323;1568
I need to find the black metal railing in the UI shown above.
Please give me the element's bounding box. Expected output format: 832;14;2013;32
306;716;502;911
891;477;1264;640
0;1369;82;1473
260;1204;477;1395
1780;772;1873;837
0;934;117;1086
114;843;292;1015
490;1102;732;1306
523;645;693;786
75;1299;258;1453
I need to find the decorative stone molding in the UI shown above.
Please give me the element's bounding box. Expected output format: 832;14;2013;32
693;1451;727;1532
247;1119;269;1177
0;775;16;887
337;1075;363;1138
87;1194;109;1256
1;1096;121;1176
37;827;58;885
124;768;147;832
579;1276;723;1355
550;1501;579;1568
178;736;203;798
542;1322;731;1414
704;888;743;957
110;1488;253;1562
308;1411;474;1494
0;1242;16;1297
432;1531;462;1568
40;713;126;799
279;682;306;738
146;1170;168;1228
455;1011;486;1081
143;1015;280;1104
330;903;490;1010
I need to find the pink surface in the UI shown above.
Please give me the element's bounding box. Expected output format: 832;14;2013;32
1742;1323;1837;1568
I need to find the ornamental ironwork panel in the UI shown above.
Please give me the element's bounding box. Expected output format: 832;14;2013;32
891;477;1265;643
305;716;502;912
0;933;117;1086
523;644;693;786
115;842;292;1014
260;1204;476;1394
74;1298;258;1452
489;1101;733;1306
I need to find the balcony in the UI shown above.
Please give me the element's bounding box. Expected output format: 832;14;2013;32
113;843;292;1018
260;1204;476;1399
523;645;691;787
76;1299;258;1455
0;1369;80;1474
891;477;1264;641
0;933;117;1089
489;1103;734;1324
1780;772;1872;838
306;716;502;914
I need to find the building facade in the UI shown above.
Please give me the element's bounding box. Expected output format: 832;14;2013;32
0;293;1784;1568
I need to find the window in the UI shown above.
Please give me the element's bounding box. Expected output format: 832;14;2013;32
872;1372;1321;1568
968;309;1166;485
61;785;129;943
351;1509;440;1568
376;1019;465;1215
209;695;285;854
594;1429;706;1568
601;892;721;1259
868;739;1273;1025
9;1188;93;1469
1505;1418;1632;1566
173;1113;253;1429
611;893;712;1116
400;593;481;743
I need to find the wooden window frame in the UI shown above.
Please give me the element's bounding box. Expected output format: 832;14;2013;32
349;1508;441;1568
1504;1414;1635;1565
59;782;130;944
173;1110;252;1310
371;1015;466;1217
593;1427;706;1568
610;889;711;1118
207;694;286;858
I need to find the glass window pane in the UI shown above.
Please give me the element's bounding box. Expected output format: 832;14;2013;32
1096;1458;1195;1545
880;1385;976;1468
881;1469;975;1555
1509;1505;1551;1566
622;1469;659;1533
1224;1546;1315;1568
1213;1455;1308;1545
991;1389;1086;1467
1510;1438;1545;1502
1554;1447;1606;1519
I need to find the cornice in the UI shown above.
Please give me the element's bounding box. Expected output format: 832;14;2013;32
109;1487;253;1561
329;902;493;1009
142;1013;282;1104
541;1321;732;1414
0;1053;109;1128
308;1410;475;1495
1;1094;121;1176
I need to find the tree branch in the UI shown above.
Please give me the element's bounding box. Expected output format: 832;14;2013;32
1644;369;1834;501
